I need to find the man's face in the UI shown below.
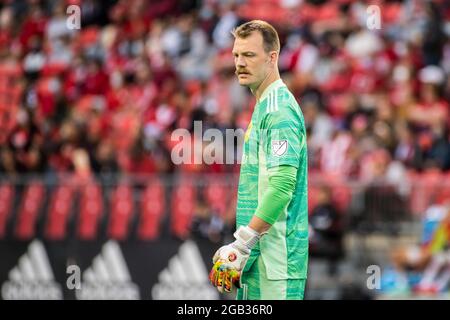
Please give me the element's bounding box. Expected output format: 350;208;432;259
232;32;274;90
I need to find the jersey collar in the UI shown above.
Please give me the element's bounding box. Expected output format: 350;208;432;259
258;78;285;103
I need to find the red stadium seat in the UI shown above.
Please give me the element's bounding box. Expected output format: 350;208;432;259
77;183;103;240
138;179;165;240
171;181;196;239
204;181;228;216
317;2;340;21
15;182;45;240
107;184;134;240
0;183;14;238
383;3;402;24
45;185;74;240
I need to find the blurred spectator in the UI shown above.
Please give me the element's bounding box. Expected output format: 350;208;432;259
190;193;225;244
91;139;119;175
302;90;333;153
309;186;344;275
413;205;450;294
212;2;239;50
389;203;450;291
421;1;445;66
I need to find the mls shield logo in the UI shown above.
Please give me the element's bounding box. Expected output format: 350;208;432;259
272;140;288;157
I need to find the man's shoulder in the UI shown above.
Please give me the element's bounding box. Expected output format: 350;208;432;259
262;85;301;119
277;84;294;99
277;85;300;108
261;84;297;112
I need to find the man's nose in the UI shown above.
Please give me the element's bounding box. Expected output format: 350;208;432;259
236;56;247;67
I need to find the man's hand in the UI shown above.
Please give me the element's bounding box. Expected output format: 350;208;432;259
209;226;261;293
209;256;243;293
209;243;248;293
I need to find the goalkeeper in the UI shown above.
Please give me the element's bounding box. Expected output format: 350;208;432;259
210;20;308;300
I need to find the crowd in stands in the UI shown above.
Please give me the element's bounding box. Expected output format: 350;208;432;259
0;0;449;183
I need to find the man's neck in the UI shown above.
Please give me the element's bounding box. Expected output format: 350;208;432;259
251;70;281;102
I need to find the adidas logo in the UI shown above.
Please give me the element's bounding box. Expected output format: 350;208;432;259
151;240;219;300
76;240;140;300
1;240;62;300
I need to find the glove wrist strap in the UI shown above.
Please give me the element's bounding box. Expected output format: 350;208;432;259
233;226;261;251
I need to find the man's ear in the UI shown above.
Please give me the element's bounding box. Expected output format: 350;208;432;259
269;51;278;65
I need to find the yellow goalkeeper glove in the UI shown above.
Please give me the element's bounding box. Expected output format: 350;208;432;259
209;226;260;293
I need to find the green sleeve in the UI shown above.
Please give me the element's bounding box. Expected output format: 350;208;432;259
254;165;297;225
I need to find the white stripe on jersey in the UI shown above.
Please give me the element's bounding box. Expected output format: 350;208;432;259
266;91;272;113
266;89;279;113
274;88;278;111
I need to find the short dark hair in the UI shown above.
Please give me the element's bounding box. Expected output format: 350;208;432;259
232;20;280;53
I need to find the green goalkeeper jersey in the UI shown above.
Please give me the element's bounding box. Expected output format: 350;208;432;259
236;79;308;280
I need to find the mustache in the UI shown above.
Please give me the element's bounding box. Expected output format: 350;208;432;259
235;70;251;75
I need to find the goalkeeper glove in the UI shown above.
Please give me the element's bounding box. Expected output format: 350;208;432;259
209;225;261;293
